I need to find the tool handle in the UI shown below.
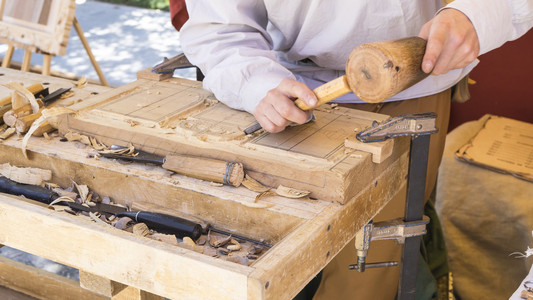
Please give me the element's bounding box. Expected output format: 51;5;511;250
0;176;58;204
162;154;244;187
0;83;44;106
293;75;352;110
117;211;202;240
346;36;429;103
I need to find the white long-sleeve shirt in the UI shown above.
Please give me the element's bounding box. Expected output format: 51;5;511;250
181;0;533;114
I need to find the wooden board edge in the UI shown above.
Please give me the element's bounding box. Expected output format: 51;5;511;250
248;150;409;300
0;255;107;300
0;194;253;299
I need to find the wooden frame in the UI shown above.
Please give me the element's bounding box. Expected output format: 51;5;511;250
0;68;410;299
0;0;76;56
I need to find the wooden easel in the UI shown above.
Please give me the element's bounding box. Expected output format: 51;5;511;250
0;0;109;86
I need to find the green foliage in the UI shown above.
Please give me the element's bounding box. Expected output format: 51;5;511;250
97;0;170;11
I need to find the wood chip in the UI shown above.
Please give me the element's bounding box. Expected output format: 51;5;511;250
226;256;249;266
22;107;76;159
64;132;91;145
70;179;89;203
242;174;270;193
150;233;178;246
2;82;39;113
275;185;311;198
89;212;109;226
73;76;87;88
182;236;196;247
208;232;231;248
114;217;132;230
203;246;218;257
132;223;150;237
254;190;276;203
0;163;52;185
0;127;15;140
48;196;75;206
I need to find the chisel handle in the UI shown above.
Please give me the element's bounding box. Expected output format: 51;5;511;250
162;154;244;187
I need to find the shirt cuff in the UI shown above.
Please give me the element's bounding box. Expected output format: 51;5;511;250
239;71;296;114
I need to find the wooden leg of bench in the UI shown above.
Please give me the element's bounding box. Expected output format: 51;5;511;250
1;45;14;68
79;270;126;297
0;256;107;300
79;270;162;299
73;17;109;86
114;286;164;300
42;54;52;76
21;51;32;72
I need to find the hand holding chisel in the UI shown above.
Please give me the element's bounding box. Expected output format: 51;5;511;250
245;36;428;134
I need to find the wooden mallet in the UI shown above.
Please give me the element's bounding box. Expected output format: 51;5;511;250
244;36;429;134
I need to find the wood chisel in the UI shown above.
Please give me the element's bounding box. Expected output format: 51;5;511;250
0;175;271;246
99;145;245;187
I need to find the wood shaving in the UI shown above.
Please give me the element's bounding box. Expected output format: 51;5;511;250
98;145;136;156
133;223;150;237
51;188;77;199
126;119;140;127
227;239;241;252
64;132;91;145
150;233;178;246
254;191;276;203
226;256;249;266
202;246;217;257
73;77;87;88
2;82;39;113
114;217;132;230
249;245;264;255
182;236;196;247
60;90;75;99
89;212;109;226
22;107;76;159
242;174;270;193
208;232;231;248
209;182;223;187
0;127;15;140
70;179;89;203
89;136;106;151
275;185;311;198
0;163;52;185
48;196;75;206
101;196;111;204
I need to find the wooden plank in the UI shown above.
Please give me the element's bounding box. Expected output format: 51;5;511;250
0;67;110;107
58;77;395;204
0;195;253;299
0;256;107;300
79;271;126;297
0;135;310;244
0;69;410;299
249;140;409;299
345;135;395;163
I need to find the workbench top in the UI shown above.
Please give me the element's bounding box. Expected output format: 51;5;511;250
0;68;409;299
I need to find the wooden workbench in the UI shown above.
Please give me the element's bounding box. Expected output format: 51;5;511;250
0;67;409;299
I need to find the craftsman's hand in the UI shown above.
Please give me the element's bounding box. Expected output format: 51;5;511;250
253;78;316;133
418;8;480;75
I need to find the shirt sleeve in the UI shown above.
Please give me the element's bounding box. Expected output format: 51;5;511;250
445;0;533;55
180;0;295;114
